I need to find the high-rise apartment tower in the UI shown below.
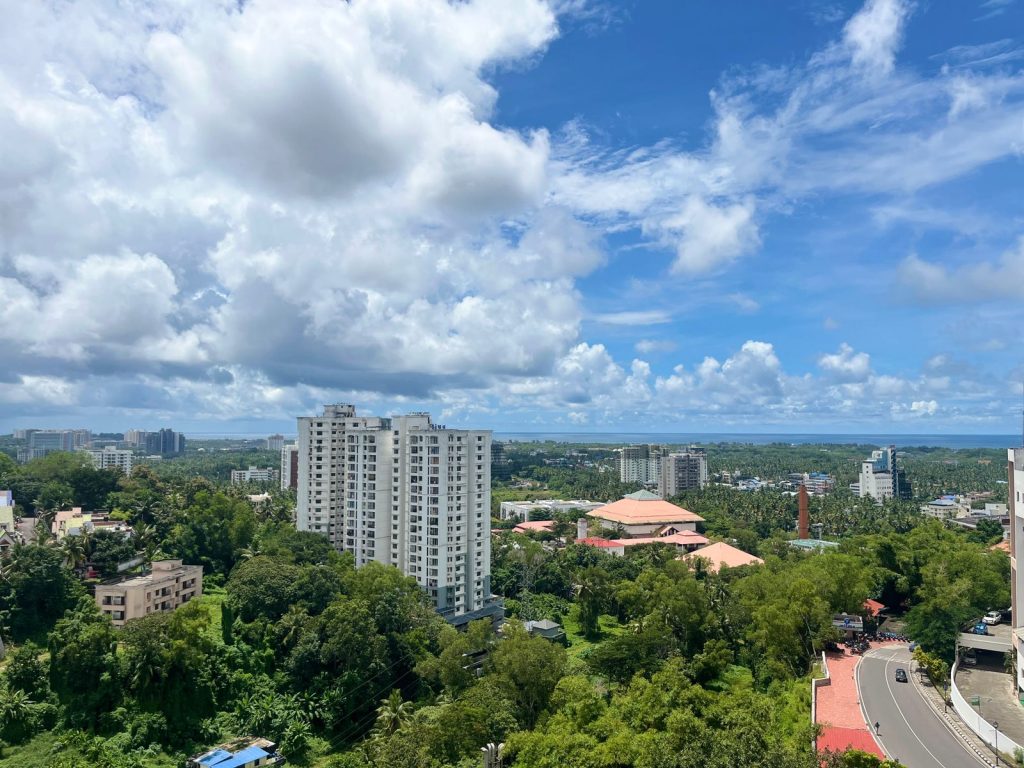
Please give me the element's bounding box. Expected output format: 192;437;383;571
658;449;708;498
295;405;497;623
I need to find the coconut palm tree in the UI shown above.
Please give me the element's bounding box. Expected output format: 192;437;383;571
277;605;308;650
60;535;87;570
372;690;414;737
0;685;33;738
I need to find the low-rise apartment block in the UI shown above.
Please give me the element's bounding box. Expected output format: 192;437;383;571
95;559;203;627
82;446;134;474
230;466;280;485
498;498;603;521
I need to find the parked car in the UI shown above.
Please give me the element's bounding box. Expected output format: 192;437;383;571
971;622;990;635
962;654;977;666
894;668;908;683
983;610;1003;626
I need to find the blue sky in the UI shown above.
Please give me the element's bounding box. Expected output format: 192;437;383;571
1;0;1023;435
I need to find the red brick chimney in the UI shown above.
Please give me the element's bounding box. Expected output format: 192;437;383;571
798;484;810;540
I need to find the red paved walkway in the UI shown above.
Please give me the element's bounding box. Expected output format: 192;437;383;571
815;648;885;759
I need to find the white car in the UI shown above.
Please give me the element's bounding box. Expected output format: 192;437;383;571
983;611;1002;625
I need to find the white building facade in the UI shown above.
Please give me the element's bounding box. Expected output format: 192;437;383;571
296;405;497;622
230;466;279;485
857;446;910;502
82;446;134;475
1009;448;1024;696
280;443;298;491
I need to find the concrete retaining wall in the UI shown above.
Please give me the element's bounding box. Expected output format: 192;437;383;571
811;651;831;749
950;659;1024;756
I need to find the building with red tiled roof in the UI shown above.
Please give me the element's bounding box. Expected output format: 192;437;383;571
683;541;763;572
576;537;625;556
587;490;704;537
863;599;885;618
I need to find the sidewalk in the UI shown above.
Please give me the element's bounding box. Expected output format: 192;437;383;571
910;665;1001;767
815;648;885;759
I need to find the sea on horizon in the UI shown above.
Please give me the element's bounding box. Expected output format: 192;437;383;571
493;432;1022;450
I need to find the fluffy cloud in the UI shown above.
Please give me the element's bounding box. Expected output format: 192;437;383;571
897;239;1024;301
0;0;1020;429
818;343;872;382
841;0;913;74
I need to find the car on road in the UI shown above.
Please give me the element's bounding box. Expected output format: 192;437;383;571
894;668;908;683
983;610;1003;625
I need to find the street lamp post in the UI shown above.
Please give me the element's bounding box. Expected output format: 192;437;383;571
992;720;1000;767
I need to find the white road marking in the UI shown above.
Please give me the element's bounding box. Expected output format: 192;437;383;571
859;647;986;768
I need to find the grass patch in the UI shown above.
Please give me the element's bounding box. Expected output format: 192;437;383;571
561;605;627;672
194;585;227;643
0;731;179;768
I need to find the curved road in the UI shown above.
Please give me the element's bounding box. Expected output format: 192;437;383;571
857;646;987;768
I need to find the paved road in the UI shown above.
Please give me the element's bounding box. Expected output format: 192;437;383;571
857;646;988;768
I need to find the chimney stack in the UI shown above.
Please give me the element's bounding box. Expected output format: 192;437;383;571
798;484;810;539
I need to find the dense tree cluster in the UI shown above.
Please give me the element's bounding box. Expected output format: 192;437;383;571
0;442;1008;767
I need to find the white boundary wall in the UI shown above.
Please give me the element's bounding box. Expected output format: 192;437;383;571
950;659;1024;756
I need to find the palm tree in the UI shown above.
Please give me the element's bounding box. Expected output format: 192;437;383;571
0;685;33;732
277;605;308;650
60;535;87;570
372;690;414;737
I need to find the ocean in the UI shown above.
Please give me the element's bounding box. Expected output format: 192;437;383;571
493;432;1022;449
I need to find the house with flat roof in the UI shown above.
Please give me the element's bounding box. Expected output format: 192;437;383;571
586;490;704;537
188;737;284;768
95;559;203;627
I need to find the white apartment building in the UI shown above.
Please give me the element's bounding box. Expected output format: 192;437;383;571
1009;448;1024;696
857;445;910;502
296;405;497;622
82;446;134;475
618;444;666;484
266;434;285;451
230;466;279;485
499;498;604;522
280;443;298;491
658;450;708;498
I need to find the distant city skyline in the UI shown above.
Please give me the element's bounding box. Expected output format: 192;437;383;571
2;0;1023;432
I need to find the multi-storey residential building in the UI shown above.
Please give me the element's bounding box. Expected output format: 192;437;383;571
619;444;667;484
126;428;186;455
658;449;708;498
82;446;134;475
230;466;279;485
280;443;298;491
296;405;497;623
95;559;203;627
1009;448;1024;697
265;434;285;451
858;445;912;502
